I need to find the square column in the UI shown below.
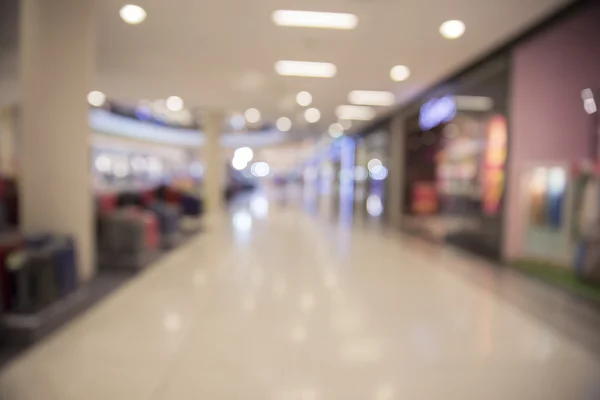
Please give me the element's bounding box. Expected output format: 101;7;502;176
20;0;95;280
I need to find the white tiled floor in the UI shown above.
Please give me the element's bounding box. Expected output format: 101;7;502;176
1;196;600;399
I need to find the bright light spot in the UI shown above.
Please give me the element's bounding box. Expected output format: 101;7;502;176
300;292;316;313
233;211;252;232
367;195;383;217
147;157;163;176
272;10;358;30
166;96;184;112
163;313;181;333
440;20;466;39
119;4;147;25
370;166;388;181
130;156;148;172
367;158;383;173
291;325;308;343
232;157;248;171
336;105;376;121
348;90;395;106
112;159;130;178
354;165;368;181
251;162;270;177
245;108;261;124
95;155;111;172
230;114;246;130
250;196;269;218
583;89;597;114
329;123;344;138
305;108;321;123
275;60;337;78
87;91;106;107
234;147;254;162
390;65;410;82
276;117;292;132
296;91;313;107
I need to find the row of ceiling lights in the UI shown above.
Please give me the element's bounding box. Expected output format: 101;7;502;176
116;5;466;138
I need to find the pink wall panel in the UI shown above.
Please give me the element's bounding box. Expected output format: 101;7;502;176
505;3;600;259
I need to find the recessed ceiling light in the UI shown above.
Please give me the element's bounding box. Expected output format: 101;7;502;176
245;108;261;124
348;90;395;107
166;96;184;112
390;65;410;82
304;108;321;123
328;123;344;138
336;105;376;121
272;10;358;30
276;117;292;132
439;20;465;39
275;61;337;78
87;91;106;107
119;4;147;25
296;91;313;107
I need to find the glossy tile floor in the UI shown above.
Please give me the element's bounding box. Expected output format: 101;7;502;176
1;194;600;400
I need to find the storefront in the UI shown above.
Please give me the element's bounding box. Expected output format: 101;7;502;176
355;124;391;221
401;55;510;260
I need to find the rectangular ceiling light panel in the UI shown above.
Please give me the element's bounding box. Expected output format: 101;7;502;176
348;90;395;106
272;10;358;29
336;105;376;121
275;61;337;78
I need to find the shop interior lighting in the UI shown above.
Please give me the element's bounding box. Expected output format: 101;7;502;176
166;96;184;112
336;105;376;121
329;123;344;138
276;117;292;132
304;108;321;123
245;108;261;124
272;10;358;30
87;91;106;107
275;61;337;78
454;96;493;111
348;90;395;107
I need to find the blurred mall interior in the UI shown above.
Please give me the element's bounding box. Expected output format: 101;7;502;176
0;0;600;398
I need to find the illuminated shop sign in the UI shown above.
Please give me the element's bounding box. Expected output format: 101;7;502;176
419;95;456;130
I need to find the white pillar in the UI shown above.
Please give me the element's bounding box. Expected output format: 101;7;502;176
20;0;95;281
388;115;406;228
0;106;17;177
202;111;225;215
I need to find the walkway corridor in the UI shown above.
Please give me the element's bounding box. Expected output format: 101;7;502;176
1;198;600;400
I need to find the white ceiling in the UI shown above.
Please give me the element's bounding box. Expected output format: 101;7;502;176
1;0;573;136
